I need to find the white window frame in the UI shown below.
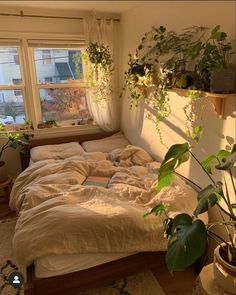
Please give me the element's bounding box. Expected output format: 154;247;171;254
0;41;29;126
0;32;100;136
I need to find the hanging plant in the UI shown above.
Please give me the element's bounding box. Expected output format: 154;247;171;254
122;26;217;145
83;42;114;103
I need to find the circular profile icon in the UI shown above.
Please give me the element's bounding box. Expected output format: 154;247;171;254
8;271;24;288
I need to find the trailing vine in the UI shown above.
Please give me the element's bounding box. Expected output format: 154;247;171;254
83;42;114;103
183;90;207;143
122;25;232;145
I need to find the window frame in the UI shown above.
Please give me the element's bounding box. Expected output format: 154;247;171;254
0;33;99;135
29;45;88;126
0;42;28;126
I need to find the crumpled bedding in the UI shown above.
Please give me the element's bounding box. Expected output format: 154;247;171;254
10;145;199;266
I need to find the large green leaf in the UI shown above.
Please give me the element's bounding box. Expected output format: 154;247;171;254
194;182;223;216
166;213;207;273
156;143;190;192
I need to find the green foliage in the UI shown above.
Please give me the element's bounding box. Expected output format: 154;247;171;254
194;182;223;216
143;203;169;218
166;213;207;272
0;123;33;160
82;42;114;103
146;141;236;272
122;25;235;145
156;143;190;192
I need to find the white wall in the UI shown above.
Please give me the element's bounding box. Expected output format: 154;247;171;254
120;1;236;249
120;0;235;184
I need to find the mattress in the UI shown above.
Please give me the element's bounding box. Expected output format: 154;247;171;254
35;252;135;278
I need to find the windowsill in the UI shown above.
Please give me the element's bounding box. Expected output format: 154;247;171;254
33;124;102;139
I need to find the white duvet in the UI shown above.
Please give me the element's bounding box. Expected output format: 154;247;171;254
10;145;199;266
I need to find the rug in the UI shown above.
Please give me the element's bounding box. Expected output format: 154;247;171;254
0;219;166;295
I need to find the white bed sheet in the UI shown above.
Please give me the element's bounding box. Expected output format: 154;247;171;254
35;253;135;278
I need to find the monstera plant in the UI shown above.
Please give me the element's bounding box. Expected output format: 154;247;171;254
145;141;236;278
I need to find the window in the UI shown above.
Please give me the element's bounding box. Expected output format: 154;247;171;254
0;40;93;128
42;49;51;64
10;48;19;65
33;47;91;123
0;46;26;125
44;77;53;83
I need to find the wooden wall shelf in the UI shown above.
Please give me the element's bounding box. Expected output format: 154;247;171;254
169;88;236;118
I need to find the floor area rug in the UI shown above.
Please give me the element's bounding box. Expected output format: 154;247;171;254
0;218;166;295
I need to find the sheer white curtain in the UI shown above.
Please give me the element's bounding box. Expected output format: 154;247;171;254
84;15;120;131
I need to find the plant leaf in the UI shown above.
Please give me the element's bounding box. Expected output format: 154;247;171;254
166;213;207;273
215;147;236;170
157;143;189;193
156;173;175;193
194;182;223;216
201;155;217;174
143;203;169;218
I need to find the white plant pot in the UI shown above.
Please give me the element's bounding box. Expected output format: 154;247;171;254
0;161;8;183
213;244;236;294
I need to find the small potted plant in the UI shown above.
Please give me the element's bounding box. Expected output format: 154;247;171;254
194;25;236;93
145;141;236;293
0;123;33;182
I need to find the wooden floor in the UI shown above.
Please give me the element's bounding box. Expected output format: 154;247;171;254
0;202;197;295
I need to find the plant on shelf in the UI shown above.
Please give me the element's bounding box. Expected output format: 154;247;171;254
144;141;236;293
83;42;114;103
193;25;236;92
0;123;34;182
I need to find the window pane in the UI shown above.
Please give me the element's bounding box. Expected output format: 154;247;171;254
0;46;22;86
0;90;25;125
39;88;93;123
34;48;84;84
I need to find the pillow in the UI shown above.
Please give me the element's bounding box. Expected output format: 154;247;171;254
81;132;130;153
30;142;85;162
109;145;153;167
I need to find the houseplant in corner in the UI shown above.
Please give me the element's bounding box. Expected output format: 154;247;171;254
145;141;236;293
0;123;33;182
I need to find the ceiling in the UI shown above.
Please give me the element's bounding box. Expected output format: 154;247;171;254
0;1;141;13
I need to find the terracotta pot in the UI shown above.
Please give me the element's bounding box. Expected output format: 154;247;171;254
0;161;8;183
213;244;236;294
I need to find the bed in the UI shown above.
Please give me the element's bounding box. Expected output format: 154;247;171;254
10;130;204;295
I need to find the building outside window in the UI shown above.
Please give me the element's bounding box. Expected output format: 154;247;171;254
0;40;93;128
42;49;52;64
0;46;25;125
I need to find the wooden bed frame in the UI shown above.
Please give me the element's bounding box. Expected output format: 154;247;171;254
20;130;166;294
19;130;205;294
25;252;166;295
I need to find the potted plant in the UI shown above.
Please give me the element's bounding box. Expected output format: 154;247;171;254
83;42;114;103
193;25;236;93
0;123;33;182
144;141;236;293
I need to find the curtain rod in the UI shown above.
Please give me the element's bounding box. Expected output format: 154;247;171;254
0;11;120;22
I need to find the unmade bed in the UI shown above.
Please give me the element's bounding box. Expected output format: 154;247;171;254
10;131;204;294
